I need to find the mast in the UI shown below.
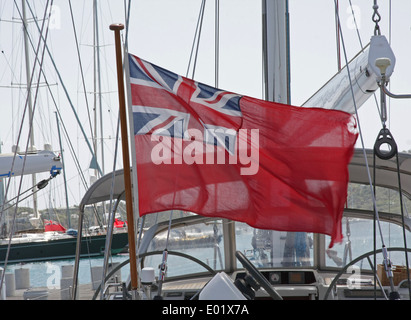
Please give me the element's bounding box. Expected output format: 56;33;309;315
21;0;39;218
262;0;290;104
93;0;105;178
55;112;70;229
262;0;293;266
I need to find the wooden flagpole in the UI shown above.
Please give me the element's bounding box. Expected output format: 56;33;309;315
109;23;139;297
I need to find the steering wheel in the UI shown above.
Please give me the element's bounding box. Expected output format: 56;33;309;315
92;250;217;300
324;247;411;300
235;250;282;300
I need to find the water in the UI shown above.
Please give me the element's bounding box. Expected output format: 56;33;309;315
5;254;131;288
4;218;411;289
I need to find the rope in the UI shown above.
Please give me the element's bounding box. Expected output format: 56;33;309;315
0;0;53;294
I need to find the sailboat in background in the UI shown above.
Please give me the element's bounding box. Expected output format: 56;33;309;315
0;1;129;265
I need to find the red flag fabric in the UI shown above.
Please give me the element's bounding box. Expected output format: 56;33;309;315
44;219;66;232
127;54;357;246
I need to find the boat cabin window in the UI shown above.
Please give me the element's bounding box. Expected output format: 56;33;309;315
325;217;411;269
145;220;225;278
235;222;314;268
325;183;411;270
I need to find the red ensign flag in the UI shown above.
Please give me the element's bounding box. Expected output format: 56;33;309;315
127;54;357;247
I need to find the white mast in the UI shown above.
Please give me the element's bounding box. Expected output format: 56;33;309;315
93;0;105;178
21;0;38;218
262;0;290;104
261;0;291;264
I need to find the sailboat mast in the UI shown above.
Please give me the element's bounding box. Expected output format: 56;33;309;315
262;0;291;104
93;0;105;178
55;112;70;229
262;0;291;265
21;0;38;218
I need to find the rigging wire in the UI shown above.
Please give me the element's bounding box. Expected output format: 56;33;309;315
68;0;94;156
347;0;364;49
337;0;410;299
94;1;121;174
334;0;386;248
1;173;59;212
24;1;103;181
386;0;411;298
186;0;206;79
215;0;219;88
99;113;121;300
19;1;105;230
155;1;223;296
24;1;91;190
333;0;392;298
3;0;52;217
371;0;410;298
0;0;53;294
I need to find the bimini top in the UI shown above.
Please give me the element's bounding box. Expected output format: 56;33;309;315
349;148;411;199
79;168;131;210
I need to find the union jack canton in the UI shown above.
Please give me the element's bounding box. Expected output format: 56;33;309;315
128;54;243;153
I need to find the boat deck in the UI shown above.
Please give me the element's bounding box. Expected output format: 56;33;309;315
5;283;96;300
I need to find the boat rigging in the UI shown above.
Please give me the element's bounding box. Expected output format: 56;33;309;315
1;0;410;302
78;0;411;301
